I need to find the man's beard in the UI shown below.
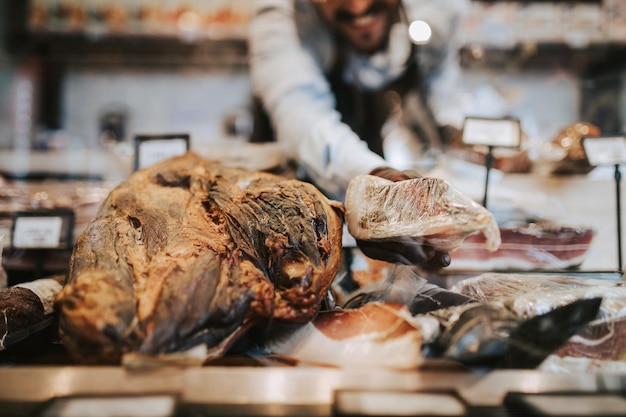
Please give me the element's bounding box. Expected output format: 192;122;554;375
333;1;400;55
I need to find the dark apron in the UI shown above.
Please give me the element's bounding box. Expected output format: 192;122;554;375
327;40;443;158
250;37;443;157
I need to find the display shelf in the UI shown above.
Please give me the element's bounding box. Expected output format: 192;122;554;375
7;1;249;68
459;41;626;72
460;0;626;71
15;30;248;68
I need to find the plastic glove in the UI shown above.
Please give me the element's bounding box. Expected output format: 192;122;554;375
355;166;451;270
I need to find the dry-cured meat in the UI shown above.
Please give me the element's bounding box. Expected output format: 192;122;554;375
445;205;596;271
450;225;595;271
429;297;601;368
451;273;626;362
266;301;428;370
0;275;64;351
345;175;501;253
54;152;344;364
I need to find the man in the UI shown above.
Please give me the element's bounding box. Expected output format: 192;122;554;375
248;0;469;267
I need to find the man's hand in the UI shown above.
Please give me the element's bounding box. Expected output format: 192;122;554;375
355;166;451;270
369;166;422;182
356;237;451;269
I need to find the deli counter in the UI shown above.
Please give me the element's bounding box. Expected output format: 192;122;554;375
3;0;626;415
1;142;626;417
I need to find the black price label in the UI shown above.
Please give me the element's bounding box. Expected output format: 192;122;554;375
11;209;75;250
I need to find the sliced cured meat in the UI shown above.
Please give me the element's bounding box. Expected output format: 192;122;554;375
449;225;595;271
54;152;344;364
266;302;428;370
345;175;501;253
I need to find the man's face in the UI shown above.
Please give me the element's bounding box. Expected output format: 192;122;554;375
314;0;401;54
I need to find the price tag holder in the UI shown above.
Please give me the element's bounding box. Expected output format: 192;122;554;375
333;390;469;417
133;133;190;171
461;117;521;208
582;135;626;166
11;209;75;250
505;391;626;417
461;116;522;148
41;394;179;417
583;135;626;272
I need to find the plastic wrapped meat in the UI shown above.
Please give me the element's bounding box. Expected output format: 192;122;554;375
345;175;501;253
509;285;626;361
429;297;601;369
54;153;344;365
449;273;616;302
451;273;626;361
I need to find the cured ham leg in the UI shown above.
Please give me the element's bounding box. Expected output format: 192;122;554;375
54;153;344;364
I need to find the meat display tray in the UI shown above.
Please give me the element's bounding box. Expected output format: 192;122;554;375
0;365;623;417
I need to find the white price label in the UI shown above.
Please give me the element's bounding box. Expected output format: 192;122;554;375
138;138;188;169
462;117;521;148
42;395;177;417
13;216;63;249
583;136;626;166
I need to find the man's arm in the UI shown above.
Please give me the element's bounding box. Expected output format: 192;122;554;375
248;0;386;199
